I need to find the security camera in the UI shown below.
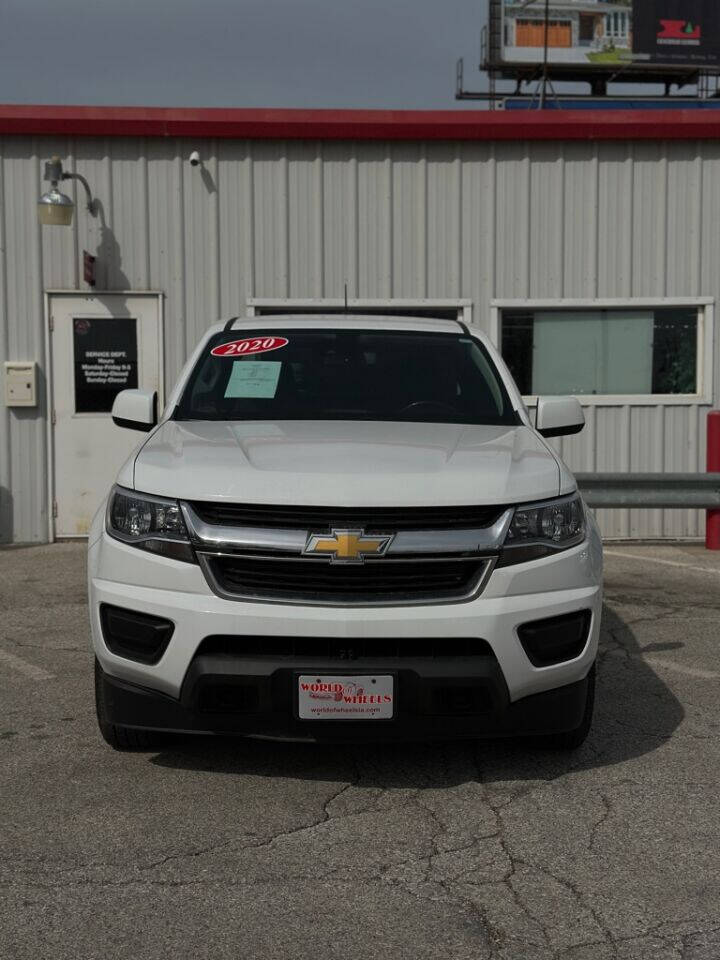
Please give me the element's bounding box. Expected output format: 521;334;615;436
189;151;201;167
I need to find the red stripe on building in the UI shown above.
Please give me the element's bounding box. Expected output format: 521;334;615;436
0;104;717;141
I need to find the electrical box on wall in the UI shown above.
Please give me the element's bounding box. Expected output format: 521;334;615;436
4;362;37;407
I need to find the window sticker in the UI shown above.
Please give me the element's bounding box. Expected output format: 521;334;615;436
224;360;282;399
211;336;288;358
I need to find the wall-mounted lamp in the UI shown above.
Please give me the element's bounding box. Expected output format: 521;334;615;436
38;156;97;227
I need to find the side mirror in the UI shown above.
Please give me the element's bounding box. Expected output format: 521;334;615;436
535;396;584;439
111;389;157;432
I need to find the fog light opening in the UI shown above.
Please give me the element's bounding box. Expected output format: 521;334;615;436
100;604;174;665
517;610;592;668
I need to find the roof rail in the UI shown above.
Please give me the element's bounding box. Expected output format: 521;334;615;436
223;316;240;332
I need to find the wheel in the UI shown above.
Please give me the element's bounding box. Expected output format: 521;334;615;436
94;659;165;751
542;663;596;751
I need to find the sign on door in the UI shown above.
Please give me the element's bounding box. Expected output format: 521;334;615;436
73;317;139;412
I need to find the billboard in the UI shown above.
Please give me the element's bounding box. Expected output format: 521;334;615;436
498;1;720;69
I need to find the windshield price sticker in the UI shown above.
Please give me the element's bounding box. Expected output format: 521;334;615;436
211;336;288;358
224;360;282;399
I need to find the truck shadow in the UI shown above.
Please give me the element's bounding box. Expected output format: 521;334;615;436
150;603;684;789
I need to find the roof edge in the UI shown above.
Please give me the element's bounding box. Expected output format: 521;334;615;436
0;105;717;141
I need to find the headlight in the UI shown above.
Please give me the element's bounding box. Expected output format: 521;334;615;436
106;486;196;563
499;492;585;566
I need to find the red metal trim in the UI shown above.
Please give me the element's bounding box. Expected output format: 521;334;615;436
0;104;718;141
706;412;720;550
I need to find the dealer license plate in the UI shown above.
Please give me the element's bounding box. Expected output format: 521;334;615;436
297;675;394;720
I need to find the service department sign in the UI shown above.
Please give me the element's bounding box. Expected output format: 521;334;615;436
73;317;138;414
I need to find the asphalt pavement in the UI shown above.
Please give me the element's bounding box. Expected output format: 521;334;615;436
1;541;719;960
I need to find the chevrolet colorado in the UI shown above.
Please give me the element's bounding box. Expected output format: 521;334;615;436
89;315;603;749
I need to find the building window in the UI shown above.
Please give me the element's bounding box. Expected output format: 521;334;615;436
501;306;702;398
605;11;629;40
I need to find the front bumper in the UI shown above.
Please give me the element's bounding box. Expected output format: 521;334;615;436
88;520;603;740
97;656;591;742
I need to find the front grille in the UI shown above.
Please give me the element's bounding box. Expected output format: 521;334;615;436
195;635;495;660
203;555;489;605
189;501;505;532
196;682;260;715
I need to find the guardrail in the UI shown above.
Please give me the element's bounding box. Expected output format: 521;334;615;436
575;470;720;551
575;474;720;510
574;409;720;550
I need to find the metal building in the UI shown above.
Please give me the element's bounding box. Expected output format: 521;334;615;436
0;105;716;544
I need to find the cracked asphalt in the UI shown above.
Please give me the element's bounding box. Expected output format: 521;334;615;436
1;542;720;959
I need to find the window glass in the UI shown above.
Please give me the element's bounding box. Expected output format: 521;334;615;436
177;329;519;426
501;308;698;396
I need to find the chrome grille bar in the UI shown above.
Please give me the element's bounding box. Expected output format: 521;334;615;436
181;503;513;557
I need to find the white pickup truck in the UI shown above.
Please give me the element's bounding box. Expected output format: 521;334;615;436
88;315;603;750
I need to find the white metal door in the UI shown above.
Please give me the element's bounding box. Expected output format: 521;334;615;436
49;293;163;538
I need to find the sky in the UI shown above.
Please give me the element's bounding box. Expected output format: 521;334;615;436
0;0;493;110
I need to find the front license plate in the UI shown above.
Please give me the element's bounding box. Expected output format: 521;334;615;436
297;675;394;720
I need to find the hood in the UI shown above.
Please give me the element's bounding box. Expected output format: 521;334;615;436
128;419;562;507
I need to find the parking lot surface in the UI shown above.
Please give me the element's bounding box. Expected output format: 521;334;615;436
1;541;719;959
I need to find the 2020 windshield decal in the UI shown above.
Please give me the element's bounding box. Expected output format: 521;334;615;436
211;336;289;358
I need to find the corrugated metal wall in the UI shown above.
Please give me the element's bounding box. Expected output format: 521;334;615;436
0;135;715;542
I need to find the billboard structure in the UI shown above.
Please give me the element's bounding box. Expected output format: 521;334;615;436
496;1;720;69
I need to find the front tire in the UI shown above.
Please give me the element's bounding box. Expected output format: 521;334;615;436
94;659;165;751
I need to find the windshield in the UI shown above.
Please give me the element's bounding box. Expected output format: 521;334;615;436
175;329;519;426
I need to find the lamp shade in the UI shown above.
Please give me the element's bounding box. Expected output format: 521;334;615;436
37;188;74;226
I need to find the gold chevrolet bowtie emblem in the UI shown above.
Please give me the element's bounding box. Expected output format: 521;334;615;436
304;528;394;564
